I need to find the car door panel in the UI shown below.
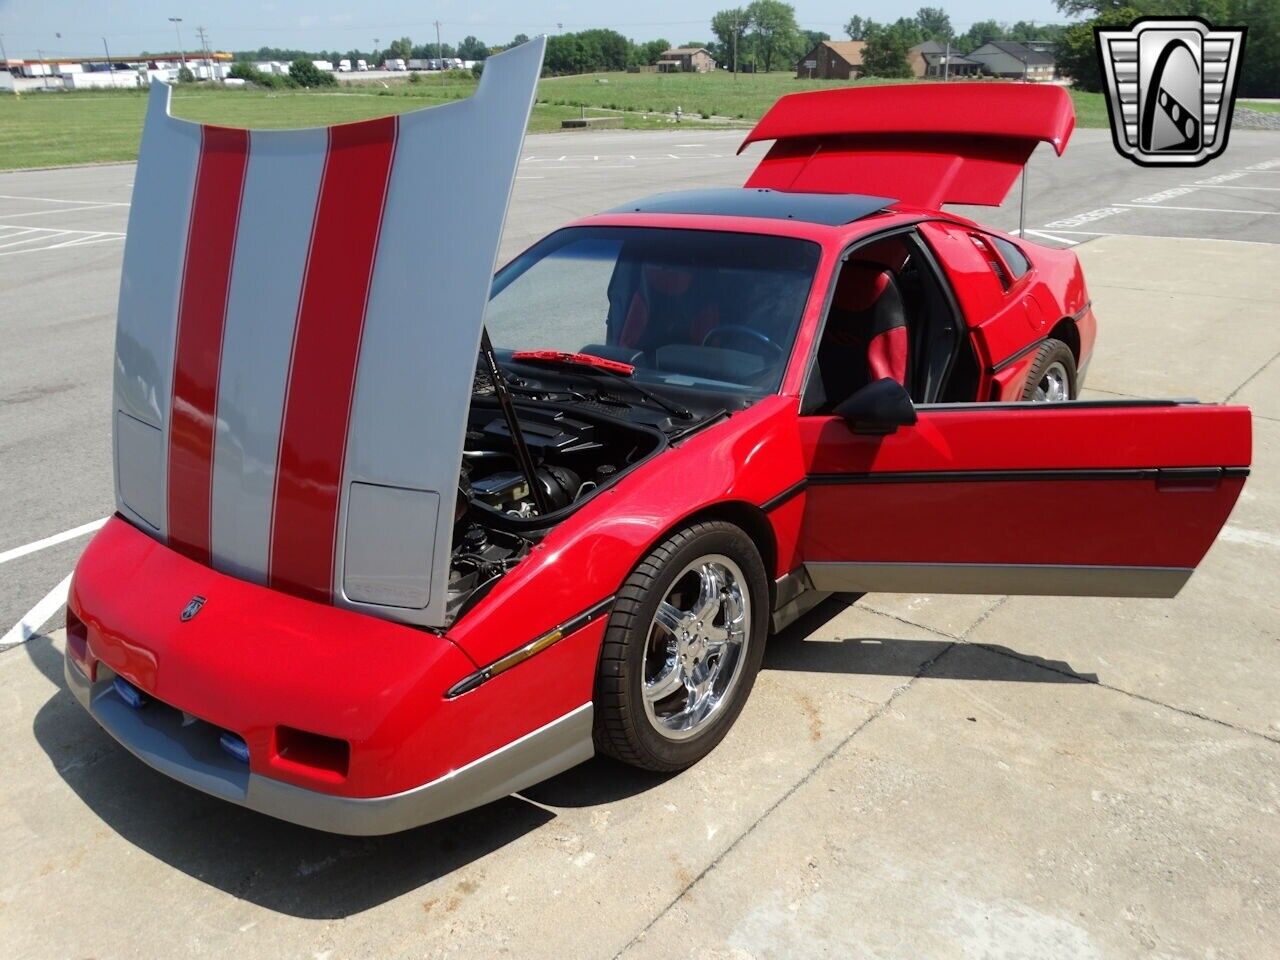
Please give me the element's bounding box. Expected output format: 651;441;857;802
799;401;1250;597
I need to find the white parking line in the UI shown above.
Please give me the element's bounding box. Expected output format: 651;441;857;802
1116;203;1280;215
0;193;127;206
1;574;72;650
0;518;107;566
0;202;129;219
1182;184;1280;191
1022;229;1078;245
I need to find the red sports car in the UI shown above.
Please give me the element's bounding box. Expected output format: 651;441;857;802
66;40;1250;834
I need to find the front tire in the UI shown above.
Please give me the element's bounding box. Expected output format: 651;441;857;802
593;521;769;772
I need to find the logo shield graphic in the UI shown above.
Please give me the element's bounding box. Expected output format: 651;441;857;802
180;595;206;622
1096;17;1246;167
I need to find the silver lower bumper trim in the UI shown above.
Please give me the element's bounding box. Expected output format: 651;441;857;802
66;658;593;835
804;561;1192;598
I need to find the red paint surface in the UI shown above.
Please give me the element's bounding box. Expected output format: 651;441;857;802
269;116;397;603
800;403;1251;569
167;125;250;564
69;517;606;798
739;83;1074;208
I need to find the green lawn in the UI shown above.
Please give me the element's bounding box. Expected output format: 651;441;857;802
0;73;1109;171
1240;100;1280;113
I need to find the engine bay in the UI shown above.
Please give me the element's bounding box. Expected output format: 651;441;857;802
446;396;666;619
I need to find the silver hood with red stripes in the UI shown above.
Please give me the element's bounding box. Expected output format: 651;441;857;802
112;37;546;629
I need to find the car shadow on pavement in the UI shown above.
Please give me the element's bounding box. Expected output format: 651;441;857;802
764;597;1098;683
27;630;558;920
27;595;1091;919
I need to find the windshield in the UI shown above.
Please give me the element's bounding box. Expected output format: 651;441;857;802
487;226;821;400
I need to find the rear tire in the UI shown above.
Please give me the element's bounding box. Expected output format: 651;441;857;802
593;521;769;772
1021;338;1077;402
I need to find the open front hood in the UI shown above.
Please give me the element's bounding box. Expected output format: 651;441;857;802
739;83;1075;208
112;38;545;629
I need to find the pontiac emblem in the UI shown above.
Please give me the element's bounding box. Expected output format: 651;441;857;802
1096;17;1246;167
180;595;206;622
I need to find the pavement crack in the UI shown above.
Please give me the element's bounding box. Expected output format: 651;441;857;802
612;639;959;958
1226;346;1280;402
968;640;1280;746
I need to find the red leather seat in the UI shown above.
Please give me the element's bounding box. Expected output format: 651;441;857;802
809;260;910;414
829;262;908;387
618;264;718;351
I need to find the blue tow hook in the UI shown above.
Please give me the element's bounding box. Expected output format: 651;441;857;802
112;676;148;709
219;731;251;764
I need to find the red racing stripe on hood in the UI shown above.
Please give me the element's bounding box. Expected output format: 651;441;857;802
167;124;250;565
269;115;398;603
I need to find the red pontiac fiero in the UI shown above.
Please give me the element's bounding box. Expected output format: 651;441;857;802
66;40;1251;834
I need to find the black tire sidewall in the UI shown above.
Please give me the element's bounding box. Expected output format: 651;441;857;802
608;523;769;770
1021;338;1078;401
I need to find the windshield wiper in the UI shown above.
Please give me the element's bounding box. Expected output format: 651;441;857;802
510;350;693;421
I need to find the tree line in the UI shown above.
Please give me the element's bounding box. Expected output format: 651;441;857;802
230;0;1277;96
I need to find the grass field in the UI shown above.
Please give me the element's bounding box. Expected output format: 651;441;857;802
1241;100;1280;113
0;72;1110;171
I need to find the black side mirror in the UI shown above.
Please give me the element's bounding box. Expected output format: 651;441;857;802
833;378;918;435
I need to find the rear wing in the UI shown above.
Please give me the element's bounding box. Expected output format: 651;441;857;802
739;83;1075;208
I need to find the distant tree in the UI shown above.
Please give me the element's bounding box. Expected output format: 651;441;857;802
177;65;195;83
457;35;489;60
544;34;589;74
845;15;867;40
288;58;335;87
1056;6;1139;91
639;38;670;65
802;29;830;51
915;7;954;41
958;19;1005;54
511;34;530;46
388;36;413;60
746;0;802;72
711;8;750;70
861;21;914;77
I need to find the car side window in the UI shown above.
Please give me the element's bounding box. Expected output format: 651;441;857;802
990;236;1031;280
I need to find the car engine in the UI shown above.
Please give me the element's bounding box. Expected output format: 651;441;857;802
445;396;665;618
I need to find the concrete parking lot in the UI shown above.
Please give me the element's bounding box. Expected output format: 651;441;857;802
1;125;1277;959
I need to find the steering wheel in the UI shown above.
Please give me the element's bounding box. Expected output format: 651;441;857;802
701;324;784;362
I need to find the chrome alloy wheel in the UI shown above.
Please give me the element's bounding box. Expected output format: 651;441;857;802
641;554;751;741
1033;361;1071;402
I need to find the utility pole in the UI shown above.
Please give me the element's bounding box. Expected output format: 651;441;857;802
943;39;950;81
434;19;443;83
196;26;210;76
36;47;50;89
0;33;8;67
102;36;115;87
168;17;185;67
373;39;381;68
732;12;739;82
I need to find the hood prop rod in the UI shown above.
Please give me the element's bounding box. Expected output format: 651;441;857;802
479;327;553;516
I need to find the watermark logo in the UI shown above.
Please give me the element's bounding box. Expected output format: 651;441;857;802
1096;17;1246;167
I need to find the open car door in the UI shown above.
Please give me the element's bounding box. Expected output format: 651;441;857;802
799;400;1250;597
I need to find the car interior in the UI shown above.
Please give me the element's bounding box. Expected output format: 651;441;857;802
803;231;979;414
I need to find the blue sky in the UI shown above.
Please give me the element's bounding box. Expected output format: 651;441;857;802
0;0;1070;58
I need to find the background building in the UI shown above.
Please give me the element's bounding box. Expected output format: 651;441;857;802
907;41;982;78
657;47;716;73
966;41;1056;80
796;40;866;80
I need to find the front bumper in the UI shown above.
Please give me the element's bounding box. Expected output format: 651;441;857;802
66;655;592;835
